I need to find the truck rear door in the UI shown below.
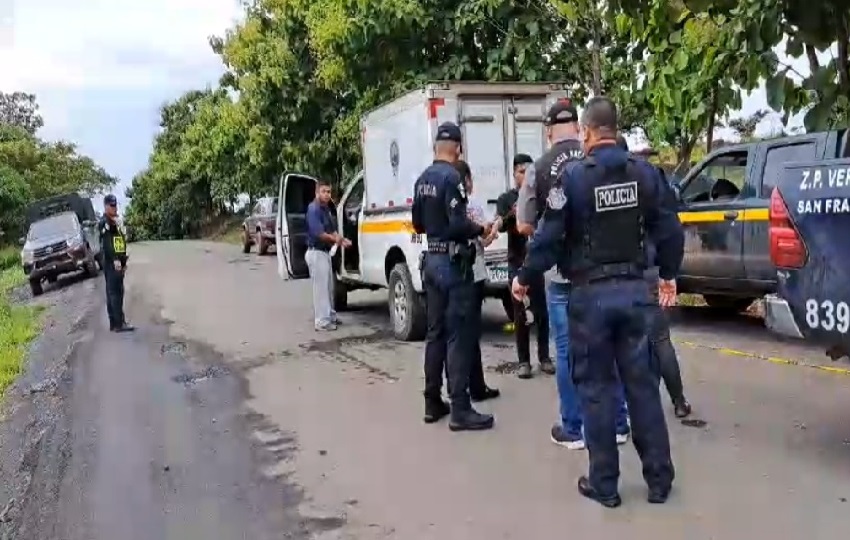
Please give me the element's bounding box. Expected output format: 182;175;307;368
744;136;822;284
769;156;850;351
275;172;317;280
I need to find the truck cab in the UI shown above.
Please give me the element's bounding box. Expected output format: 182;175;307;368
275;81;568;340
674;130;847;313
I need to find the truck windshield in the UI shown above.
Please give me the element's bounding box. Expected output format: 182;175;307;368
27;212;79;241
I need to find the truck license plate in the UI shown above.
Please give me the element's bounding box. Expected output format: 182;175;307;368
487;264;509;284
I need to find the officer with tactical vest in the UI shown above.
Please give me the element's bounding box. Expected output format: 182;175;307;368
99;194;134;332
512;97;684;507
412;122;495;432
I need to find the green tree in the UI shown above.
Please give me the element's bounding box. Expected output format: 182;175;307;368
0;91;44;135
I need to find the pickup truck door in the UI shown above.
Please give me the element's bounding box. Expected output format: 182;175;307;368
677;148;750;284
275;172;318;280
744;137;822;283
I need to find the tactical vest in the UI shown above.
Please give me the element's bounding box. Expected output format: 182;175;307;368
565;157;648;283
533;139;584;221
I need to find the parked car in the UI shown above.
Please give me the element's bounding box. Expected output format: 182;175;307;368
241;197;278;255
671;129;848;313
20;193;101;296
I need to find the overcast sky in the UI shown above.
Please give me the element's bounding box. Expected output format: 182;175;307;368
0;0;824;207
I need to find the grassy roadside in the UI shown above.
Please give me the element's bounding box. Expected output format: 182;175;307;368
0;251;44;398
202;215;244;246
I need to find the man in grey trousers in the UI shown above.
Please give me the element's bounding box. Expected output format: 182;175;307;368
305;179;350;331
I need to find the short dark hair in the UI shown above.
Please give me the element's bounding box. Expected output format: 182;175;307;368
513;153;533;168
582;96;618;137
454;160;471;180
317;179;332;189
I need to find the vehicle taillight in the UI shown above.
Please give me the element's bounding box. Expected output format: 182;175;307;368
768;187;807;268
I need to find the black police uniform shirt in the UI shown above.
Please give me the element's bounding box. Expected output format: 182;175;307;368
412;161;483;242
529;138;584;221
99;216;127;266
495;188;526;268
517;143;684;286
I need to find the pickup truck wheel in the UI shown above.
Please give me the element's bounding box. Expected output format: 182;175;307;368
84;249;99;277
241;229;252;254
703;295;754;314
47;275;57;284
30;279;43;297
388;263;426;341
333;275;349;312
256;230;269;255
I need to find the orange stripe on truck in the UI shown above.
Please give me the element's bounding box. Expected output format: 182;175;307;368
360;220;415;234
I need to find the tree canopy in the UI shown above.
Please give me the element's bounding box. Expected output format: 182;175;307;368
0;95;116;243
124;0;849;240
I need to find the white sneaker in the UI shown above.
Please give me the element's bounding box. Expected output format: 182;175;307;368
616;432;630;445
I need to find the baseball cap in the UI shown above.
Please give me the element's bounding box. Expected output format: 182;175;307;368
513;153;533;167
544;99;578;126
435;122;462;143
103;194;118;206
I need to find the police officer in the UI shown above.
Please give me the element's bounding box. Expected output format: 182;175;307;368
99;194;134;332
513;97;684;507
413;122;494;431
616;135;692;419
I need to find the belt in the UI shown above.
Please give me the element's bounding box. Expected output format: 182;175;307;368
307;246;330;252
569;263;644;285
427;240;449;254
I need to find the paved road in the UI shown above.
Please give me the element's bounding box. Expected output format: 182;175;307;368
5;240;850;539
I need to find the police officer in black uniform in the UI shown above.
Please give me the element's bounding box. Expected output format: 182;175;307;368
616;136;692;419
513;97;684;507
413;122;494;431
99;194;134;332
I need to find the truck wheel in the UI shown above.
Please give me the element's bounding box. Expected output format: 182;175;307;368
241;229;252;254
30;279;43;297
500;291;515;323
333;275;349;312
256;230;269;255
388;263;426;341
84;249;99;277
703;295;755;314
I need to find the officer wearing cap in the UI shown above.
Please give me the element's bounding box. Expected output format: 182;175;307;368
616;136;692;419
513;99;631;449
513;97;684;507
412;121;494;431
99;194;134;332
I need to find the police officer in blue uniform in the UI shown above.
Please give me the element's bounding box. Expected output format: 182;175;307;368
413;122;495;431
513;97;684;507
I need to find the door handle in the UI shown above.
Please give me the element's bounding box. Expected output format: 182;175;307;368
723;210;739;220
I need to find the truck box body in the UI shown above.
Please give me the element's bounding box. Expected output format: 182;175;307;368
360;81;569;269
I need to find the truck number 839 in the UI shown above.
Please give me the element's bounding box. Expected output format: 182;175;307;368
805;299;850;333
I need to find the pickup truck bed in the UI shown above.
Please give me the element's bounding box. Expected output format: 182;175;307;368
765;155;850;359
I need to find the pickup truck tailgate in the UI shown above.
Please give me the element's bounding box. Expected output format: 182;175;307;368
767;158;850;353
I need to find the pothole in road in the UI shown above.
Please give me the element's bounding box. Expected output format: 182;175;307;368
491;361;522;374
299;330;400;381
681;418;708;429
172;365;232;385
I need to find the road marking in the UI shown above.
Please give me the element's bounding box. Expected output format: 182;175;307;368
675;339;850;376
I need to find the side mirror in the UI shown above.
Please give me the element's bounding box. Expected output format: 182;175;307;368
18;237;25;246
82;219;95;227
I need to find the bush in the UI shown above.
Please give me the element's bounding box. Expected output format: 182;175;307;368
0;267;40;398
0;245;20;271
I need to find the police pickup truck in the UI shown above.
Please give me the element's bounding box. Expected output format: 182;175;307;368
672;129;848;313
763;155;850;360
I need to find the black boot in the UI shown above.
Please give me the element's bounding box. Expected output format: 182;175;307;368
577;476;621;508
647;485;671;504
423;398;450;424
449;406;494;432
471;387;500;402
673;397;692;418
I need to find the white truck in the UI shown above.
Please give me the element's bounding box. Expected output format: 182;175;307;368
275;81;569;340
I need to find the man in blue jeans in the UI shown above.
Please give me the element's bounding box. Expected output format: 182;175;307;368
514;99;630;449
546;282;631;449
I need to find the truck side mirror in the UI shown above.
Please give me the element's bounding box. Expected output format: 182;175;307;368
18;237;25;246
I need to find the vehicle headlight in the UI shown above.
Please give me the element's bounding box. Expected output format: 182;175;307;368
21;249;34;264
67;234;85;248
